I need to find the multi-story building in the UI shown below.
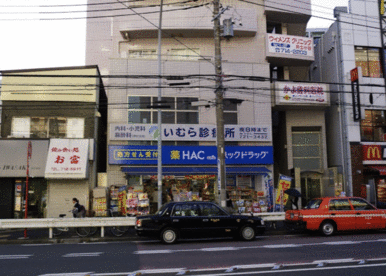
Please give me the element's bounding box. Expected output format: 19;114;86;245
86;0;330;211
311;0;386;205
0;66;107;218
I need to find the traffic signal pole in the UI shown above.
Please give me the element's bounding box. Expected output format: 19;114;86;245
213;0;226;208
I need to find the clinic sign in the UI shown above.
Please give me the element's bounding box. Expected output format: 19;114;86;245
267;34;313;58
275;82;329;105
362;145;386;164
109;145;273;165
110;124;271;142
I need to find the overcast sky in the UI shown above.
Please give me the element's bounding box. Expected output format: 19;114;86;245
0;0;349;71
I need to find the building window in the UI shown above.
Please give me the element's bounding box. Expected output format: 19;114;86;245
128;49;157;59
128;96;199;124
292;128;322;171
355;47;382;78
11;117;84;138
169;49;200;60
223;99;238;125
361;110;386;142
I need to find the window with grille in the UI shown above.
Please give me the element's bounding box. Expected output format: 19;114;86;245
127;96;199;124
292;128;322;171
169;48;200;61
128;49;157;59
11;117;84;138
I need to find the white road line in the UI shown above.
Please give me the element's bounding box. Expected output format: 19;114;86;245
22;244;53;246
263;244;301;248
63;252;103;258
201;247;238;251
322;241;361;245
312;258;354;264
39;273;94;276
0;254;32;260
134;250;173;254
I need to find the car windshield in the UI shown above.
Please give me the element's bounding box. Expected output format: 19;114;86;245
303;199;323;209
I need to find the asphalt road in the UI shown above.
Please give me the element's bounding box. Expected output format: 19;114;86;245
1;231;386;276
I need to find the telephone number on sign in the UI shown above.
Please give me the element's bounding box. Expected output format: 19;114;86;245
275;48;308;55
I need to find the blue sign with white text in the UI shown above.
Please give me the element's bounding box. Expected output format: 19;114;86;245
109;145;273;165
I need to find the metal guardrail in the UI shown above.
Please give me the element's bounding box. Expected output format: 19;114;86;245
0;212;285;239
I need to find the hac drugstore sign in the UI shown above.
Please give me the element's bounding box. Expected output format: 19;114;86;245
276;82;329;105
109;145;273;165
362;145;386;164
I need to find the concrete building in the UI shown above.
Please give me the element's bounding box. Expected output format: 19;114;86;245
311;0;386;204
86;0;330;211
0;66;107;218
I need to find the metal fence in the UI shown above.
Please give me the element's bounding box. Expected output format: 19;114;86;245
0;212;285;239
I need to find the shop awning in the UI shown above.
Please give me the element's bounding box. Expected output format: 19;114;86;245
368;166;386;175
121;166;271;176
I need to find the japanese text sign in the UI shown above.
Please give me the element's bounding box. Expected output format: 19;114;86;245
45;139;89;179
267;34;314;57
109;145;273;165
275;174;291;205
276;82;329;105
110;124;271;142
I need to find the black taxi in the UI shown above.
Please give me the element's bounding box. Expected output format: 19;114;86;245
135;201;265;244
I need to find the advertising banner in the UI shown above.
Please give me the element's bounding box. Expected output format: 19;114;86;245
45;139;89;179
109;145;273;165
275;175;291;209
110;124;271;142
362;144;386;164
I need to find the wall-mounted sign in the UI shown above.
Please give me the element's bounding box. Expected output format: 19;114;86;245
110;124;272;142
0;140;49;177
109;145;273;165
45;139;89;179
267;34;313;57
275;82;329;105
351;67;362;121
362;144;386;164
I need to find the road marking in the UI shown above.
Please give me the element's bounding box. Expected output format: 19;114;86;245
63;252;103;258
22;244;52;246
39;273;94;276
133;238;386;255
0;254;32;260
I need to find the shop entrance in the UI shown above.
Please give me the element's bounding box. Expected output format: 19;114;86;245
0;179;14;218
301;172;321;205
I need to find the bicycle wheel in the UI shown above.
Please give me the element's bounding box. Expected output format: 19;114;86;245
76;227;91;237
88;227;98;236
52;227;63;236
110;226;129;237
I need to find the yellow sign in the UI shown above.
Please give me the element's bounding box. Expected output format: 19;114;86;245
381;0;385;15
275;175;291;205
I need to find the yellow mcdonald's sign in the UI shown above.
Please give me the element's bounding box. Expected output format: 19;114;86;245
367;146;381;159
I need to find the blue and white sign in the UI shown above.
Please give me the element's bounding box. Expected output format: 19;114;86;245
110;124;271;142
109;145;273;165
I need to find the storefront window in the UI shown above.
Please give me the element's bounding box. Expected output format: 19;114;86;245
292;128;322;171
11;117;84;138
128;96;199;124
355;47;382;78
361;110;386;142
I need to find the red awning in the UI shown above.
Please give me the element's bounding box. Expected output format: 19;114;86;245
369;166;386;175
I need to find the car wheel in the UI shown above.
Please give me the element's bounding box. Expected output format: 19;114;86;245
320;221;335;236
240;225;255;241
160;228;178;244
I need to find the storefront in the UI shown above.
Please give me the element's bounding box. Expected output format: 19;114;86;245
361;144;386;205
109;145;274;214
0;140;49;218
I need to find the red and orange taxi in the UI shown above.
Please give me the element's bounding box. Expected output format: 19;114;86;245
285;197;386;236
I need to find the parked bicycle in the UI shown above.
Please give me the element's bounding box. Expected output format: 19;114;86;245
106;209;130;237
53;212;97;238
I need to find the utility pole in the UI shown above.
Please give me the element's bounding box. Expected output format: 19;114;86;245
157;0;164;210
213;0;226;207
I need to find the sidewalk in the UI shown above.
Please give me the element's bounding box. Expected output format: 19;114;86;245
0;221;290;245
